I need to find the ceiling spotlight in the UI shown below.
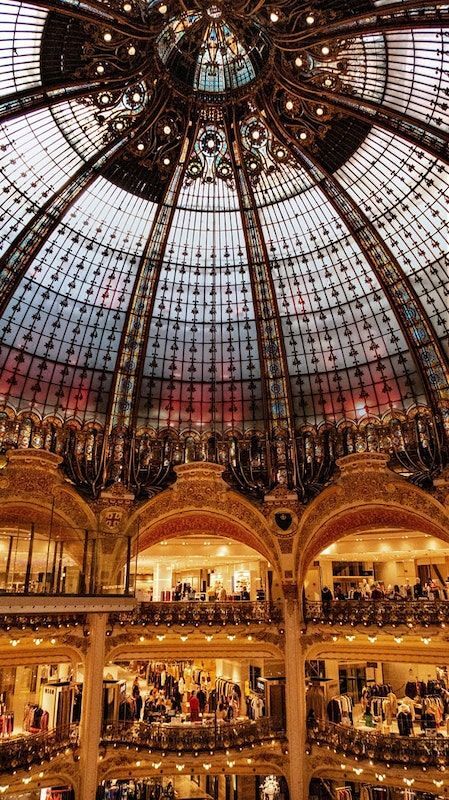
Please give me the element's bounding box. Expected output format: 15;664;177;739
252;130;260;140
306;14;315;24
96;64;105;74
132;92;141;102
103;32;112;42
123;1;132;10
163;124;172;135
137;142;145;151
159;2;168;12
163;157;171;165
285;100;294;111
100;93;110;104
270;11;279;22
115;121;124;130
295;56;303;68
321;45;330;55
324;78;332;87
128;45;136;56
316;106;324;116
299;132;307;140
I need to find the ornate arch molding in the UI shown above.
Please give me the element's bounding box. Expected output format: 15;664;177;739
126;463;283;577
307;757;441;795
0;449;97;532
0;644;84;668
302;639;449;667
295;453;449;585
99;751;288;782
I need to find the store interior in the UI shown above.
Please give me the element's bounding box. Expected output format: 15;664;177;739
0;661;82;738
306;658;449;736
0;653;285;741
310;779;443;800
0;528;83;594
103;657;285;728
134;538;272;603
97;774;289;800
304;531;449;600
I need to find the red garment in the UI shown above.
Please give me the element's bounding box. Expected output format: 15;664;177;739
189;695;200;722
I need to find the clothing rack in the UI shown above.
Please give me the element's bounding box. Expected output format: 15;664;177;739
326;694;353;725
0;712;14;736
23;702;49;733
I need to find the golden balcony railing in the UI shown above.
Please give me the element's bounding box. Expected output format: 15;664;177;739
307;719;449;769
101;717;285;754
108;601;283;629
0;725;78;774
304;599;449;628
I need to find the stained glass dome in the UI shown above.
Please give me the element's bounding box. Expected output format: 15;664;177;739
0;0;448;497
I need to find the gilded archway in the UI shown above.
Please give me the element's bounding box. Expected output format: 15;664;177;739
295;453;449;587
125;463;283;579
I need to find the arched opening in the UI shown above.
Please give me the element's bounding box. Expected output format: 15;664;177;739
135;535;273;604
304;528;449;606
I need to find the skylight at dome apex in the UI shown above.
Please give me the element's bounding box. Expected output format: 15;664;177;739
0;0;448;440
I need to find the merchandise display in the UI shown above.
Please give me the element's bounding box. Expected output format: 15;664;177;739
105;659;270;729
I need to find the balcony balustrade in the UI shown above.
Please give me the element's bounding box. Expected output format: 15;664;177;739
308;719;449;768
304;600;449;628
0;725;78;774
1;408;445;500
108;601;283;629
101;717;284;753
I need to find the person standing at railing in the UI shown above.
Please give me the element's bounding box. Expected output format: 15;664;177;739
321;586;333;613
218;584;227;602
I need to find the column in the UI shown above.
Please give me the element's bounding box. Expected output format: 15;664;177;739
79;613;107;800
283;590;306;800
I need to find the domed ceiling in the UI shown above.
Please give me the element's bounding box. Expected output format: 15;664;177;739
0;0;448;496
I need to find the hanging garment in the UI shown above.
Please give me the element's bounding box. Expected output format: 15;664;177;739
306;685;325;720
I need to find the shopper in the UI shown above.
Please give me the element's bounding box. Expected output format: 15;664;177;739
189;691;200;722
197;687;207;714
321;586;333;611
132;677;143;720
413;578;424;599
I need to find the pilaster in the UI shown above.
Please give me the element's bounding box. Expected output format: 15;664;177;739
79;613;107;800
283;588;306;800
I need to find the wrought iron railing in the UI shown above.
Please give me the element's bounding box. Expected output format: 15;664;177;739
0;408;446;499
0;725;78;774
304;599;449;628
307;719;449;768
101;717;284;753
108;601;283;629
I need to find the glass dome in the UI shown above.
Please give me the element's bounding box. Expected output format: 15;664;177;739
0;0;448;496
157;7;269;96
